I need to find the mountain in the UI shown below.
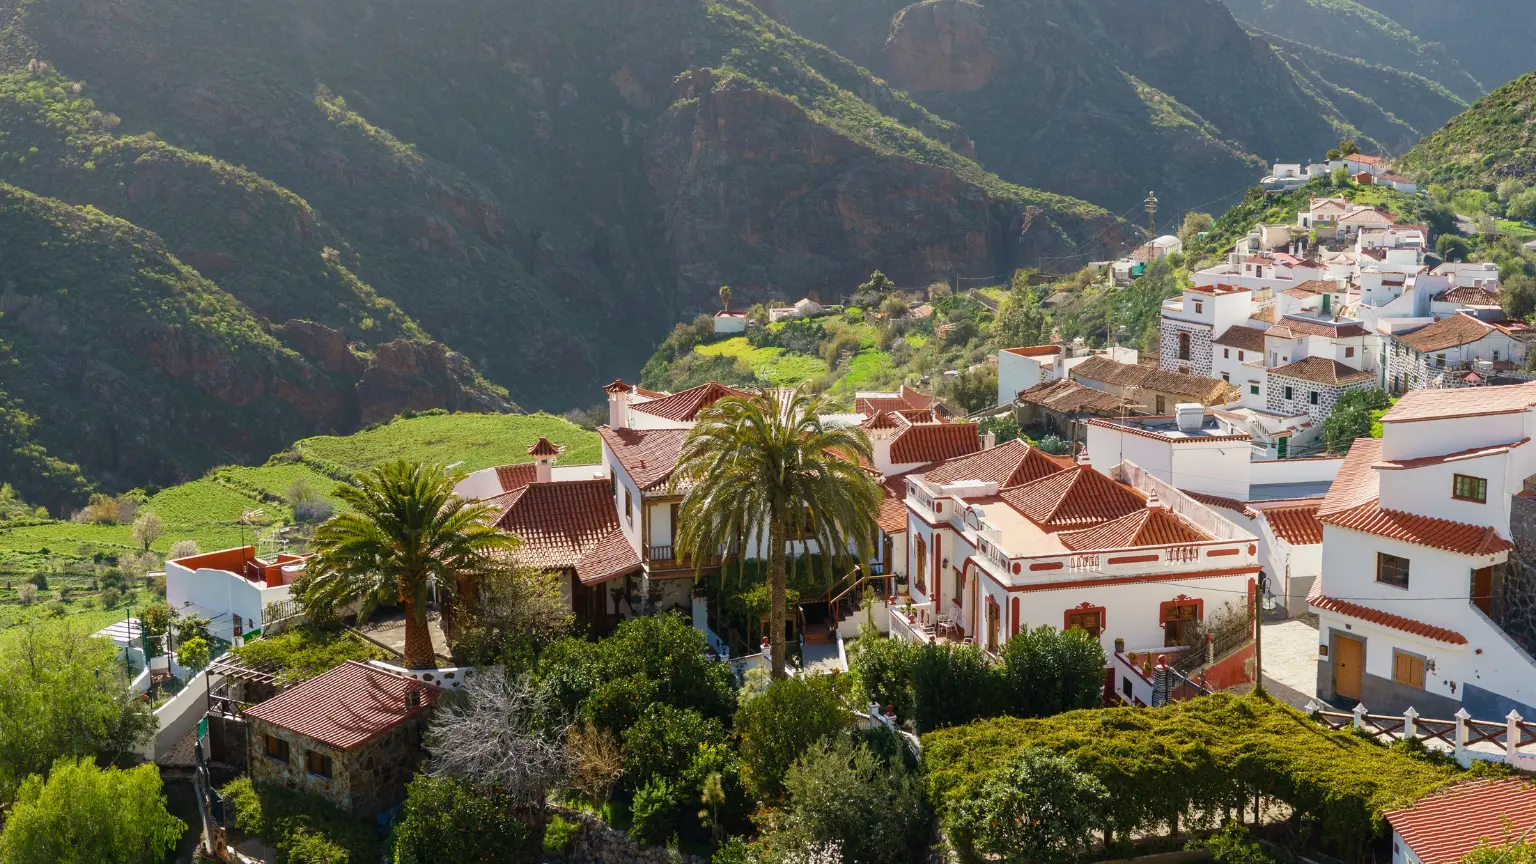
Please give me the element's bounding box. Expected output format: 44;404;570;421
1219;0;1484;100
1349;0;1536;92
1400;73;1536;189
770;0;1463;218
0;0;1122;502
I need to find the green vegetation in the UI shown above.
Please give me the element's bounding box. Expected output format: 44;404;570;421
286;412;599;480
0;758;185;864
393;775;533;863
220;776;381;863
1403;73;1536;192
226;625;389;683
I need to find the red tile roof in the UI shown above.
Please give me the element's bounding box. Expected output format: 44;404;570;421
889;422;981;465
1344;153;1383;165
1380;382;1536;423
602;379;633;394
862;410;901;430
1057;505;1208;551
1001;346;1062;358
495;479;627;571
1268;356;1374;386
494;463;537;494
1386;780;1536;864
1308;582;1467;645
1071;356;1230;401
243;661;440;750
894;408;941;424
878;471;928;534
527;437;562;457
1434;286;1502;306
574;526;642;585
1319;499;1513;557
1213;325;1268;352
630;381;748;422
900;385;933;409
597;427;690;491
1181;489;1256;517
1016;379;1125;414
1263;504;1322;545
998;466;1145;531
1373;439;1529;470
1394;313;1499;352
1289;279;1342;295
1266;317;1367;339
1320;437;1381;516
922;439;1073;488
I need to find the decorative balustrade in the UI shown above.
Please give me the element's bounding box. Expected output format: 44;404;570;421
986;538;1257;586
1306;702;1536;769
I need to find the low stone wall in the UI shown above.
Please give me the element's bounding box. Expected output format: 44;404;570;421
552;808;707;864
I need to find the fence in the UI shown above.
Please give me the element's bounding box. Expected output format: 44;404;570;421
1306;702;1536;770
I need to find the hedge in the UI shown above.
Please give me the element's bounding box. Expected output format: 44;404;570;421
922;693;1479;857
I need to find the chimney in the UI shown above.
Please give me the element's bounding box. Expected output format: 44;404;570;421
528;437;562;484
982;431;997;450
1146;491;1163;511
604;379;631;429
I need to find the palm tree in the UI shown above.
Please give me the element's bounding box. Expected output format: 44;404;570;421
305;460;517;669
719;284;733;313
672;386;882;678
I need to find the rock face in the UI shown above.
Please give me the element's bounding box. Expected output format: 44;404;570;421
356;340;515;424
275;319;365;377
882;0;1004;93
645;71;1125;307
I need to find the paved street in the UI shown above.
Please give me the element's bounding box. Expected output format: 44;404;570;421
1259;615;1323;709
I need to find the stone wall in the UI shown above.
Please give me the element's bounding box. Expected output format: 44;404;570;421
1496;495;1536;657
553;808;708;864
1266;376;1370;426
1159;320;1212;378
246;715;427;816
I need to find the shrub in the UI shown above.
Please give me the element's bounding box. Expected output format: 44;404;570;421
392;775;531;864
543;815;580;853
759;736;928;864
628;776;681;847
620;704;727;790
736;675;851;799
16;583;37;605
1186;822;1276;864
168;539;199;560
908;642;998;732
999;626;1106;718
281;828;351;863
228;626;387;683
948;747;1109;864
294;499;336;523
219;777;380;863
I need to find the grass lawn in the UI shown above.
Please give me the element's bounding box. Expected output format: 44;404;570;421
1499;220;1536;241
837;349;899;392
694;337;828;385
289;411;600;475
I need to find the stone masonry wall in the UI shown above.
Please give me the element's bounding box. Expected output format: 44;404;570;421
1265;376;1369;426
554;808;708;864
1498;495;1536;657
246;715;427;816
1160;320;1212;378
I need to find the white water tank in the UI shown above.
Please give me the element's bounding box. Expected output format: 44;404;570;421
1175;403;1205;433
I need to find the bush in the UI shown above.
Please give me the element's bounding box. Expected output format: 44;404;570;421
948;747;1109;864
543;814;581;853
628;776;682;847
999;626;1106;718
909;642;998;732
281;828;352;863
219;777;381;863
228;626;388;683
735;675;851;799
621;704;727;790
1187;822;1276;864
0;758;184;864
392;775;531;864
759;736;928;864
294;499;336;523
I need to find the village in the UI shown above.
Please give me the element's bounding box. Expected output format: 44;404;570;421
9;150;1536;864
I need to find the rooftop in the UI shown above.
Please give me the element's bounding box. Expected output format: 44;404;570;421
491;478;638;582
1393;313;1532;353
1380;382;1536;424
1016;379;1125;414
1385;780;1536;864
597;426;690;491
1268;356;1374;386
921;439;1073;488
1087;414;1252;443
997;466;1146;531
889;420;981;465
630;381;748;422
1071;356;1230;401
1213;325;1267;353
243;661;441;751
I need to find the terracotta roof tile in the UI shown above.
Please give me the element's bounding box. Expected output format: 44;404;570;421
1269;356;1374;386
527;437;562;457
878;471;928;534
1057;505;1208;551
922;439;1073;488
602;379;633;394
598;427;690;491
862;410;900;430
1071;357;1229;400
998;466;1145;530
889;422;981;465
574;526;641;585
1290;279;1342;295
496;478;624;571
494;463;537;493
630;381;748;422
1266;317;1367;339
243;661;440;750
1394;313;1497;353
1308;582;1468;645
1433;286;1502;306
1181;489;1256;517
1381;382;1536;423
1001;346;1062;358
1016;379;1125;414
1264;504;1322;545
1213;325;1268;352
894;408;940;424
1385;780;1536;864
1319;499;1513;557
1320;437;1381;516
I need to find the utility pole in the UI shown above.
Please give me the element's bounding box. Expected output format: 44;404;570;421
1143;190;1159;240
1253;571;1268;695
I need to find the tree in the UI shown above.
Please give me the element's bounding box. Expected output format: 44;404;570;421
950;747;1110;864
760;736;927;864
1331;166;1352;186
1504;275;1536;321
992;287;1047;349
1437;234;1472;262
858;271;895;295
1321;388;1392;454
130;512;163;553
0;758;184;863
620;704;727;789
672;386;881;678
735;675;852;798
566;723;624;810
16;582;37;605
448;564;572;669
1177;212;1214;248
392;775;531;864
0;619;154;800
1325;148;1342;162
719;284;733;313
304;460;517;669
942;365;1000;414
1000;625;1107;717
139;601;173;659
1509;189;1536;223
167;539;199;560
879;294;910;319
1338;139;1360;156
176;635;211;675
424;672;568;804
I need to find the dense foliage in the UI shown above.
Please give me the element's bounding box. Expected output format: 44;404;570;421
735;675;854;799
0;758;184;864
1322;388;1394;453
221;776;381;863
947;747;1109;864
1403;72;1536;189
227;625;390;683
392;775;532;864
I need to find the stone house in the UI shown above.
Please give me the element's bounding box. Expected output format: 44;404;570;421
1072;355;1233;415
1266;356;1376;425
242;660;441;816
1384;312;1536;393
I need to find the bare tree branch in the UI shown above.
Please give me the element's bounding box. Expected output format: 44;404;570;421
424;672;569;804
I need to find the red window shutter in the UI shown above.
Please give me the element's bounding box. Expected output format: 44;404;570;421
1010;597;1020;637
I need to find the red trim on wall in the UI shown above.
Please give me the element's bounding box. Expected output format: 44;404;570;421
1107;553;1159;565
1004;566;1261;593
1011;597;1020;638
1207;548;1240;557
1030;561;1065;571
1159;593;1205;622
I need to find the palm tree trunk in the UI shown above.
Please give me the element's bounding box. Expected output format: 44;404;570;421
402;595;437;670
768;513;789;679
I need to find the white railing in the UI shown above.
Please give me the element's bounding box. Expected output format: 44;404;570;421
984;538;1256;587
1111;461;1256;541
364;660;475;691
1307;702;1536;771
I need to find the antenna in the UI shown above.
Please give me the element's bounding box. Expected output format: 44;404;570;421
1143;190;1159;239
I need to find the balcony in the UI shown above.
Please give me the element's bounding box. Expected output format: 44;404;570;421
644;544;722;570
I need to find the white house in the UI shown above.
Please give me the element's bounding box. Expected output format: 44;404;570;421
1373;172;1419;195
1313;384;1536;719
165;547;310;644
1385;780;1536;864
996;346;1064;407
1330;153;1389;178
1383;313;1535;393
768;298;835;323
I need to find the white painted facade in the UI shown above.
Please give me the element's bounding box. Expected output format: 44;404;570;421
165;549;303;644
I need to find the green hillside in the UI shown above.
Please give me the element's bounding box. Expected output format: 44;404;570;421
1401;73;1536;190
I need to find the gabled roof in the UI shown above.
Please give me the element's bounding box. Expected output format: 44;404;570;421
1057;505;1208;551
1342;153;1383;165
1070;356;1229;401
1213;325;1268;352
1269;356;1374;386
1001;345;1062;358
1289;279;1342;295
997;466;1145;531
889;421;980;465
243;661;440;751
1338;208;1393;225
1266;317;1367;339
1308;582;1468;645
922;439;1073;488
1380;382;1536;423
1181;489;1256;518
1393;313;1522;353
856;384;935;417
862;410;900;430
597;427;690;491
1016;379;1124;414
494;463;537;494
1385;780;1536;864
1318;499;1513;557
573;527;642;585
1433;285;1501;306
878;470;928;534
1263;504;1322;545
495;479;635;575
1320;437;1381;516
630;381;747;422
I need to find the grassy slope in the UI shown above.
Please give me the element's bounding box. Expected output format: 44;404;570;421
1401;73;1536;190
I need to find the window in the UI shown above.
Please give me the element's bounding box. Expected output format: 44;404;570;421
609;473;616;500
914;535;927;595
1162;603;1200;647
1249;383;1260;396
1345;347;1355;358
1453;474;1487;503
1177;332;1191;361
1309;391;1319;405
1194;301;1204;314
1222;372;1230;383
1494;350;1502;362
1376;552;1410;589
624;488;633;527
1238;351;1245;361
1392;651;1425;689
265;735;290;764
1284;386;1294;400
1121;676;1133;698
1064;606;1104;638
305;750;333;779
1436;354;1446;367
1155;395;1167;414
1223;348;1230;359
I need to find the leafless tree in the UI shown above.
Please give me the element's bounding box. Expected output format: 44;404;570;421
424;672;569;804
566;723;624;809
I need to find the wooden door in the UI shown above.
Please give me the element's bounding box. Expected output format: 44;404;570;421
1334;636;1363;701
1472;567;1493;615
